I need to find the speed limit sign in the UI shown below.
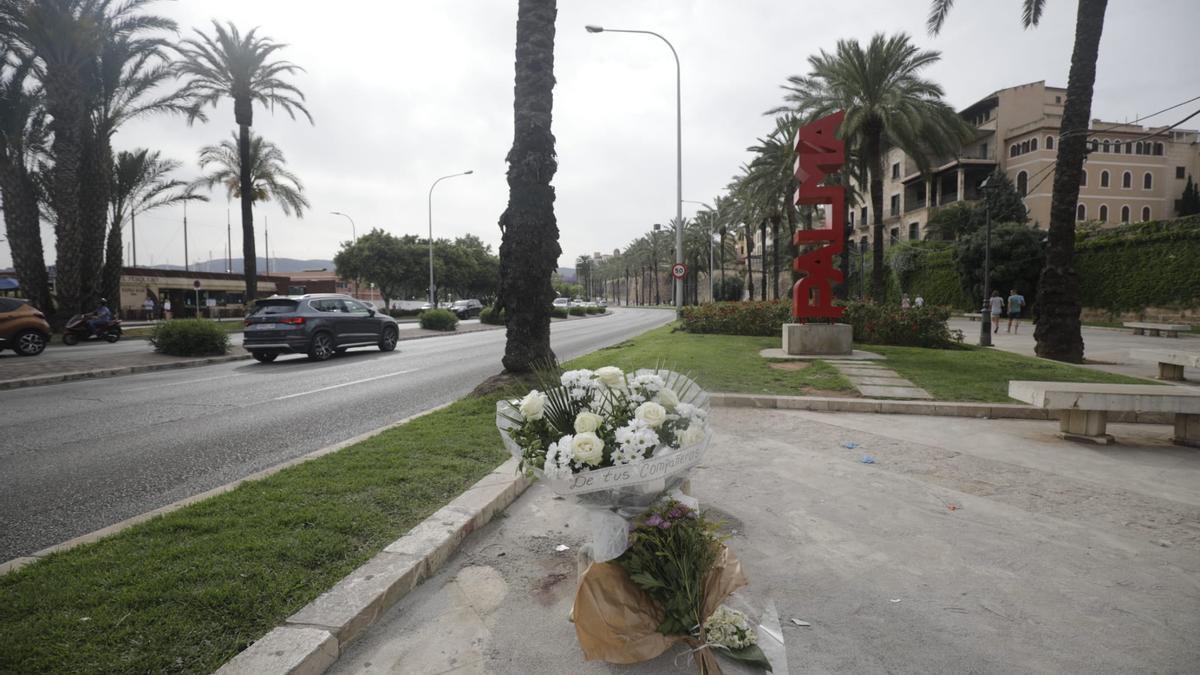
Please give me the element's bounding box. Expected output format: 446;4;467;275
670;263;687;280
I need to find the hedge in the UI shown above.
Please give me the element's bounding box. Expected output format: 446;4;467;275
679;301;791;336
150;319;230;356
479;306;507;325
1074;215;1200;311
418;309;458;331
551;307;569;319
569;306;586;316
680;300;955;348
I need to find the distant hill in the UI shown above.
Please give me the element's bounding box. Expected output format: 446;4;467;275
147;258;336;275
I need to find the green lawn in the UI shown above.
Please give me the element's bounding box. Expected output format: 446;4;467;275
568;325;855;395
0;394;511;674
859;344;1156;402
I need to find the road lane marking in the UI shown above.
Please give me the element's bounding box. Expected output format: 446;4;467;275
272;369;418;401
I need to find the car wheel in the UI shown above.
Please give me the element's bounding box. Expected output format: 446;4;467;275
307;332;335;361
252;351;278;363
14;329;47;356
62;333;79;346
379;326;398;352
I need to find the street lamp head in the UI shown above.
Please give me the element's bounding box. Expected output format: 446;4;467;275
585;25;604;33
330;210;343;216
653;223;661;231
463;170;474;175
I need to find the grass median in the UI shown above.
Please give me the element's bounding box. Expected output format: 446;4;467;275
123;319;245;339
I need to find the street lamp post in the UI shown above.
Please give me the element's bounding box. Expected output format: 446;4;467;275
330;211;356;241
979;176;996;347
586;24;683;315
427;170;473;307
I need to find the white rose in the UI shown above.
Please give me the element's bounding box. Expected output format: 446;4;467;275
574;411;604;434
518;390;546;420
635;401;668;428
571;432;605;466
595;366;625;387
679;423;707;448
656;387;679;409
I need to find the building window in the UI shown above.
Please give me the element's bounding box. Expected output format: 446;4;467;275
1055;95;1062;104
1122;171;1132;189
1100;170;1110;188
1141;206;1151;221
1143;172;1153;190
1010;144;1019;158
1080;170;1088;187
889;227;900;244
980;142;988;159
1021;140;1030;154
1016;171;1028;196
1154;142;1164;156
1121;205;1130;223
1113;141;1121;154
1125;142;1132;154
848;211;854;226
889;194;900;216
1102;140;1110;153
1030;137;1038;151
892;162;900;180
1098;205;1108;222
1136;141;1144;155
1178;166;1187;179
861;207;868;224
1090;139;1098;152
908;223;919;241
1077;203;1086;221
1045;135;1055;150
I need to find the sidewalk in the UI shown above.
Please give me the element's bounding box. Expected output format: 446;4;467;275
327;406;1199;674
0;346;251;389
949;317;1200;382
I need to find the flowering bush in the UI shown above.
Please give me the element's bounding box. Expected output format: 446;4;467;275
500;366;709;478
840;301;954;348
679;301;791;336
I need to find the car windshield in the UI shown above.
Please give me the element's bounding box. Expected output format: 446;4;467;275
251;300;299;316
453;301;468;307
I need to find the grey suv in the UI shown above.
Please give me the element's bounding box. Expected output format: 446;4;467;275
448;299;483;319
243;294;400;363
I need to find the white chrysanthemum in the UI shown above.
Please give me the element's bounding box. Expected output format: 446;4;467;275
674;402;705;420
543;435;575;479
631;373;665;393
613;420;659;464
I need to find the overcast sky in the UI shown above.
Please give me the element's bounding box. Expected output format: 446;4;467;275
2;0;1196;271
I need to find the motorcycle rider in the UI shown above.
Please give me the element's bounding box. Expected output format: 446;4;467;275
87;298;113;336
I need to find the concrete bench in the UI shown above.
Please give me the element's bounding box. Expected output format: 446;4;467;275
1130;349;1200;381
1008;380;1200;447
961;313;982;322
1124;322;1191;338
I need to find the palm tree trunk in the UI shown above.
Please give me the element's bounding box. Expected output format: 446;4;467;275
865;122;886;301
46;77;87;320
745;227;755;300
771;216;780;300
1033;0;1107;364
238;121;257;305
102;214;124;308
80;130;112;307
719;232;726;298
0;166;52;312
498;0;560;372
760;220;768;300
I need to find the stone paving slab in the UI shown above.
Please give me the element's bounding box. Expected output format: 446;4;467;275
857;385;934;399
848;376;917;387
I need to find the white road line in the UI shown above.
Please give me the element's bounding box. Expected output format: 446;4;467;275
272;369;418;401
124;373;240;392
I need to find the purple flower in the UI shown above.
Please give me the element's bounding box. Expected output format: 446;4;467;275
645;514;663;527
658;520;672;529
687;510;699;519
668;508;683;519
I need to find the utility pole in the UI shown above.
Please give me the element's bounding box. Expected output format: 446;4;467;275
264;215;270;275
183;201;190;272
226;207;232;273
131;211;138;267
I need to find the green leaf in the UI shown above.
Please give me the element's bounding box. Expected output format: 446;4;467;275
629;572;665;590
722;644;773;672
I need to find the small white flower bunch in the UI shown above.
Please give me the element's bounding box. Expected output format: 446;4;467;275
705;605;758;650
612;419;659;465
560;369;599;402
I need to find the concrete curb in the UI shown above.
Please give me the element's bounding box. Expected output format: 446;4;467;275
709;392;1173;425
0;401;457;576
215;458;531;675
0;353;253;391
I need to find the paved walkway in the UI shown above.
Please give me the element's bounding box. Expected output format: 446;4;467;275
329;406;1199;674
949;318;1200;383
826;358;933;399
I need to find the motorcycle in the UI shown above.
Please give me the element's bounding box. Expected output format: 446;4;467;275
62;314;123;345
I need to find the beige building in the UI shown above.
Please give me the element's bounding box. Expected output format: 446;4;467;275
854;81;1200;248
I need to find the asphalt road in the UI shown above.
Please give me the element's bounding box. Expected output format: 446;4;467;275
0;309;671;561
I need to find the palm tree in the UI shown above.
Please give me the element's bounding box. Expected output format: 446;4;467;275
496;0;560;373
104;149;205;302
771;33;972;300
194;131;309;218
0;48;52;312
928;0;1103;363
176;20;312;306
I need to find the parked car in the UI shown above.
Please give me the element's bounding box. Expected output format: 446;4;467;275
0;298;50;356
242;294;400;363
449;298;484;319
552;297;569;309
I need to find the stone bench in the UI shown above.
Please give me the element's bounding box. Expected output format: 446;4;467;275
961;313;982;322
1124;322;1191;338
1129;349;1200;381
1008;380;1200;447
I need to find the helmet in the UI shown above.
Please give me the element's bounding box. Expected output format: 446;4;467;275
99;298;108;304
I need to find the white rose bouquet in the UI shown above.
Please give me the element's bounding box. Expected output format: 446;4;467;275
497;365;712;561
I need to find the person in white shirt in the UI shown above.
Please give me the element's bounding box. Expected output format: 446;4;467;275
988;290;1003;334
914;295;925;308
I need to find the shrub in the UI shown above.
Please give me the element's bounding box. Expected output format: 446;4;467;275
585;305;602;315
418;308;458;331
680;301;790;336
840;301;954;348
150;319;230;356
551;307;569;319
1074;215;1200;311
479;306;507;325
386;308;422;318
569;306;586;316
955;222;1046;309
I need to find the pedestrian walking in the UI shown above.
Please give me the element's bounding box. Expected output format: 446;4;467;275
901;293;911;310
914;294;925;308
988;290;1003;334
163;297;173;320
1007;289;1026;334
143;296;156;321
